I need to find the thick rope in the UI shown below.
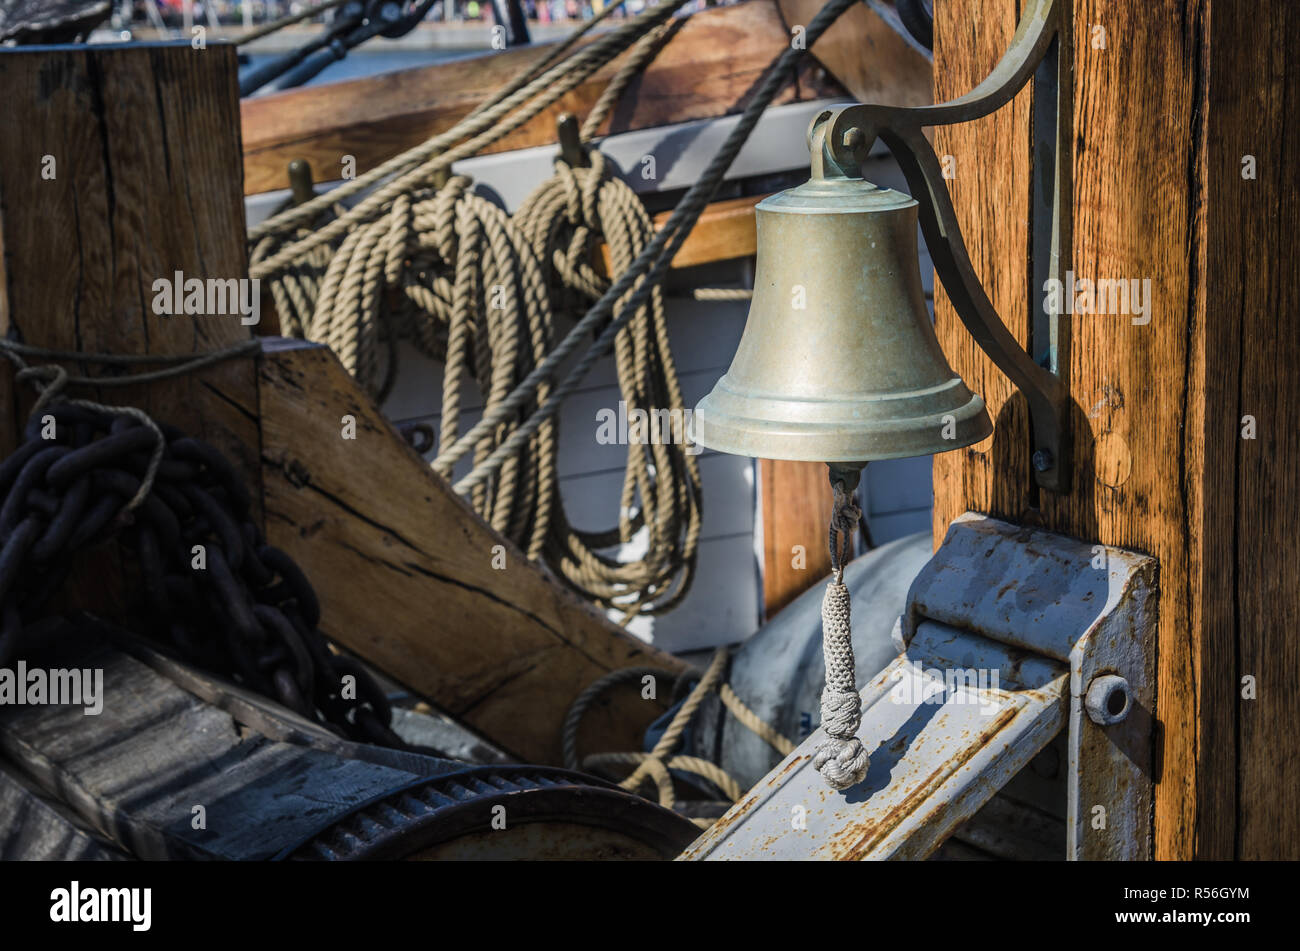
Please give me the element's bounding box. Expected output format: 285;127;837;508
440;0;859;498
515;152;702;613
249;0;858;615
563;647;796;821
812;479;870;790
0;338;259;515
687;287;753;302
249;3;705;614
247;0;692;267
259;150;701;611
719;683;795;757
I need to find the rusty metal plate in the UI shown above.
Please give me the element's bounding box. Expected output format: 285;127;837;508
680;622;1068;861
681;512;1157;861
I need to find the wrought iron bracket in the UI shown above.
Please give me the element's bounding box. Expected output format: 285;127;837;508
813;0;1072;492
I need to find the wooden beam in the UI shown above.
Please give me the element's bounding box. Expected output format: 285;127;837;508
0;43;259;492
239;0;850;196
777;0;933;106
1204;0;1299;861
258;340;690;765
932;0;1299;858
760;459;833;619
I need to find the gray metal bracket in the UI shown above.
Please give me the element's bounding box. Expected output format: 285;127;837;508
680;512;1157;861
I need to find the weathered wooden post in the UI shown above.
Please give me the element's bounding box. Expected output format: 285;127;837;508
933;0;1299;859
0;43;260;491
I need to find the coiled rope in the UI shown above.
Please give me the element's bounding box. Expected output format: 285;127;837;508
562;647;795;825
250;2;704;613
250;0;859;618
248;0;691;272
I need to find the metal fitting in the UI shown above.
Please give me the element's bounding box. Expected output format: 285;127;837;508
1085;674;1131;725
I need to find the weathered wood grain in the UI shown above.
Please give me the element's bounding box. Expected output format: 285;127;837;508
240;1;850;196
0;43;259;496
1206;0;1300;860
0;44;261;624
258;340;690;765
1040;0;1211;861
777;0;933;106
932;0;1299;858
761;459;833;619
930;0;1034;544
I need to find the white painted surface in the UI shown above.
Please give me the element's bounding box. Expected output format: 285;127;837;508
382;261;760;652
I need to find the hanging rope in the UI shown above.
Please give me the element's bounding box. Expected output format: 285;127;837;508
249;4;707;614
247;0;693;274
514;151;702;614
255;146;702;612
812;477;871;790
435;0;860;503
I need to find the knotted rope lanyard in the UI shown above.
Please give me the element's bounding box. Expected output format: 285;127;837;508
813;474;871;790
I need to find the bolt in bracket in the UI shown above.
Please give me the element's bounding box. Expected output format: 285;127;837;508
681;513;1157;861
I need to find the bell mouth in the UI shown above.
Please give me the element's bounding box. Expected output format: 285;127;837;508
693;377;993;463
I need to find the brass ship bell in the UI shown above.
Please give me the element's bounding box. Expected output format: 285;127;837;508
693;124;992;468
693;118;998;792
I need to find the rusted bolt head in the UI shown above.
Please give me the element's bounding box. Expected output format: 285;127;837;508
1085;674;1131;726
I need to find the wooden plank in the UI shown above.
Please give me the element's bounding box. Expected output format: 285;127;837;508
239;1;849;196
932;0;1300;858
760;459;833;619
777;0;933;106
598;193;764;275
1207;0;1300;860
0;43;259;495
930;0;1033;546
1037;0;1212;861
258;340;690;765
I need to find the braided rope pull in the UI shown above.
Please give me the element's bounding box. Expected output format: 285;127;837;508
812;471;870;791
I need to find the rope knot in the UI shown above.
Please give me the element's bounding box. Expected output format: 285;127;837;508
814;475;871;791
813;733;870;791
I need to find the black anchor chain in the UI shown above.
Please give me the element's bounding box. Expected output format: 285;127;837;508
0;401;406;749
